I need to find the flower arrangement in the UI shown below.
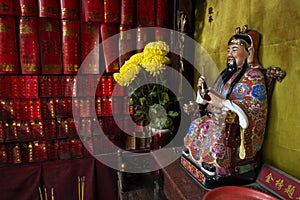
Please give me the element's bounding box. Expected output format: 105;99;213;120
113;41;180;130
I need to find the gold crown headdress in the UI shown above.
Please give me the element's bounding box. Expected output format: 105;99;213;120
228;25;252;49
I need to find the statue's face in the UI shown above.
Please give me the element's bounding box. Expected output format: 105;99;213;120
226;44;249;67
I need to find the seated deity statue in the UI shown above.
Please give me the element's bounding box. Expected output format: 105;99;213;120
181;25;270;188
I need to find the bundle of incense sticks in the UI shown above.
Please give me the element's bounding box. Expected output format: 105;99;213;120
78;176;86;200
38;186;55;200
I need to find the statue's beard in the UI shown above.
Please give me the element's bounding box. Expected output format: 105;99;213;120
212;56;238;93
220;56;238;86
213;56;248;97
226;56;237;72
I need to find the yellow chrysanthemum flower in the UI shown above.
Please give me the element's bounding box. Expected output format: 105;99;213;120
141;55;171;65
141;55;171;76
114;65;141;86
143;41;169;56
113;72;121;84
128;52;144;65
143;64;166;76
114;41;171;82
120;61;139;74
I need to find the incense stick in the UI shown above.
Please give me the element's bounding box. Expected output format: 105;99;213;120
78;176;81;200
38;187;43;200
51;187;54;200
44;187;48;200
81;176;85;200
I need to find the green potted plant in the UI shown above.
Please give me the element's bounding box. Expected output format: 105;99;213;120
113;41;180;132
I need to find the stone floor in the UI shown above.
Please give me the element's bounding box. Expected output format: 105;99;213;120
118;173;167;200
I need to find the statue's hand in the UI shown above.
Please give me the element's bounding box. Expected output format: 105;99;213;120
183;101;199;114
207;90;225;108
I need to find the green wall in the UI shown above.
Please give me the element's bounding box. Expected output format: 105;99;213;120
193;0;300;179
